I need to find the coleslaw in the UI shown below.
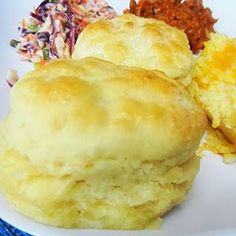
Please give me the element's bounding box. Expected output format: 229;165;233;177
10;0;117;64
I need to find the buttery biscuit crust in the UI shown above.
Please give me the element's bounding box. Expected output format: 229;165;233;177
72;14;194;85
0;58;206;229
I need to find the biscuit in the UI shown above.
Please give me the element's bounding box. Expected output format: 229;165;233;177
0;58;206;229
72;14;194;85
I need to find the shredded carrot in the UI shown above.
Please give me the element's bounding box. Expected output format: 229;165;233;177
125;0;217;53
39;59;47;66
21;19;27;28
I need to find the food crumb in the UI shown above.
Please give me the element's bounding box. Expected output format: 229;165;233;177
6;69;19;87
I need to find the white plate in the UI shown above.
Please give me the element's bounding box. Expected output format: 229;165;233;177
0;1;236;236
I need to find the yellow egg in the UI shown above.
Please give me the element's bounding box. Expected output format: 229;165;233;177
189;33;236;162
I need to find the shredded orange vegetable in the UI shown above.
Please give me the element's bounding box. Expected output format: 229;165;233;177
126;0;217;53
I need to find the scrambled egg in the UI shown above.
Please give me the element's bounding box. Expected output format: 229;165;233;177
189;33;236;163
197;124;236;164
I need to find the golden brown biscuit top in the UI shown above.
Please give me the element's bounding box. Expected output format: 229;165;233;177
72;14;193;82
1;58;206;175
